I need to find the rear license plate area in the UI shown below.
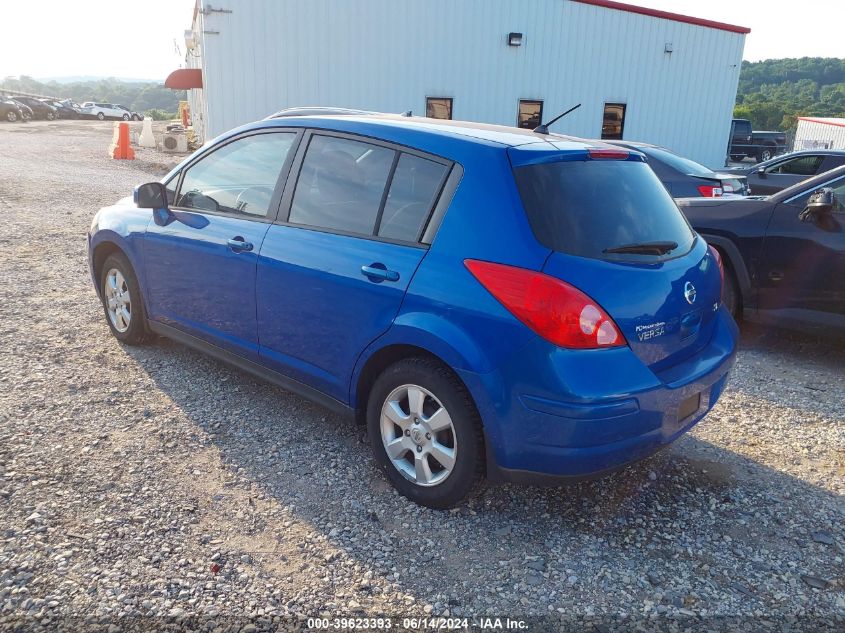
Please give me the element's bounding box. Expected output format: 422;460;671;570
678;392;701;421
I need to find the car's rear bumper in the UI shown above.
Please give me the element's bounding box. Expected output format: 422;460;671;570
458;307;738;483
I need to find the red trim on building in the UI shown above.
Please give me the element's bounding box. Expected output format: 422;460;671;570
165;68;203;90
572;0;751;34
798;117;845;129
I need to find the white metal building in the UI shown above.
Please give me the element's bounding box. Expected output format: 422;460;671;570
168;0;749;167
793;117;845;151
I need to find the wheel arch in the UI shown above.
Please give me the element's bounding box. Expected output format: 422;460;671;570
700;233;751;305
351;341;478;428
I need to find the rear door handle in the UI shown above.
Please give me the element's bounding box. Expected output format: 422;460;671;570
227;237;253;253
361;264;400;283
768;270;784;282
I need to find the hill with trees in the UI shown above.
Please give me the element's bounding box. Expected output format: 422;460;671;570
734;58;845;131
0;76;184;116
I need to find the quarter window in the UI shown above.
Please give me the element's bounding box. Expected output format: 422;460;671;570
175;132;297;217
517;100;543;130
289;135;395;235
377;154;449;241
426;97;453;120
601;103;626;140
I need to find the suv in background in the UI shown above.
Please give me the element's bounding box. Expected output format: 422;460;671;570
79;102;128;120
728;119;787;163
115;104;143;121
88;113;737;507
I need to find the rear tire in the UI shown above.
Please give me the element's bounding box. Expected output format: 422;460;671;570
122;113;130;121
367;357;484;509
730;154;744;162
758;147;773;162
99;253;153;345
46;112;55;120
722;258;741;319
97;112;105;121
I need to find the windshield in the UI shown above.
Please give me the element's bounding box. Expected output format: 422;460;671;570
640;146;715;178
514;159;695;261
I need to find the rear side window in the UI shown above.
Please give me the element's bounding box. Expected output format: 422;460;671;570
377;154;448;241
290;135;395;235
514;159;695;260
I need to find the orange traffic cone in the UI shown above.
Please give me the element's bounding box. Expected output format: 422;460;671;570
110;121;135;160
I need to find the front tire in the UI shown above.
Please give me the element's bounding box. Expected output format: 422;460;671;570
730;154;744;162
46;112;55;120
5;111;16;122
367;357;484;509
99;253;152;345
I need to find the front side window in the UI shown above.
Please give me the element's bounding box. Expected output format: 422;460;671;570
175;132;297;217
377;154;449;241
289;135;395;235
426;97;453;120
517;100;543;130
767;155;824;176
601;103;626;140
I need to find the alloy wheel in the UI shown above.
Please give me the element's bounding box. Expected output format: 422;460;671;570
105;268;131;333
380;384;457;487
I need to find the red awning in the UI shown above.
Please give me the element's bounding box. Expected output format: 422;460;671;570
165;68;203;90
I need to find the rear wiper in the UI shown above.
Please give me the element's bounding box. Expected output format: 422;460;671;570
603;241;678;255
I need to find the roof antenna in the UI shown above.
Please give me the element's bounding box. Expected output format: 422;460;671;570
533;103;581;135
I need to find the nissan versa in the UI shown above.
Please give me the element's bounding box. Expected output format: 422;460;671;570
87;112;738;508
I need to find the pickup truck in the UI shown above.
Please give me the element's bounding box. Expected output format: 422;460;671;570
728;118;787;163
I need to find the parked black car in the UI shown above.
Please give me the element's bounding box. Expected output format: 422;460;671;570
11;96;57;120
609;141;749;197
722;150;845;195
39;99;79;119
728;118;787;163
8;99;33;121
678;165;845;335
0;97;25;122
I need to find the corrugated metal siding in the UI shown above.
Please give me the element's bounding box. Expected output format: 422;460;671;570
197;0;744;167
795;119;845;151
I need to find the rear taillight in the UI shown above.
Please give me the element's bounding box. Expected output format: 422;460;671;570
464;260;625;349
708;245;724;290
588;149;630;160
697;185;723;197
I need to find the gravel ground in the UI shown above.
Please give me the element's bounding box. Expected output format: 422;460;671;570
0;120;843;632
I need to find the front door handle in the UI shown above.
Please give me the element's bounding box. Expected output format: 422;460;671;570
227;237;253;253
769;270;784;282
361;264;400;283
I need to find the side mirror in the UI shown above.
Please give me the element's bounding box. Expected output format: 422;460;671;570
756;166;767;178
799;187;834;222
134;182;168;209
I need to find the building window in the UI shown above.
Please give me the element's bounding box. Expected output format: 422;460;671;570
426;97;453;120
517;100;543;129
601;103;626;140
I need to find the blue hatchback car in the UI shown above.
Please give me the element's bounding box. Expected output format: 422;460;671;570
88;112;738;508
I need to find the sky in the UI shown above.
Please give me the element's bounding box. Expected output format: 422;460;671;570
0;0;842;81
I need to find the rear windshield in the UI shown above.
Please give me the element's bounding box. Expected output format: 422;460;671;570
640;146;715;178
514;159;695;260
